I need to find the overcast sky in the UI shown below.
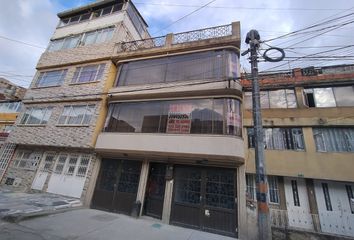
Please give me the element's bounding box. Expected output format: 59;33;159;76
0;0;353;88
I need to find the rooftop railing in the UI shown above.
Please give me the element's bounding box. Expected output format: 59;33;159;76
117;23;237;53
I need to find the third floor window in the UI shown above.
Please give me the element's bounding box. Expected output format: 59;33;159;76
313;128;354;152
116;50;239;86
35;69;67;88
72;64;106;83
304;86;354;108
244;89;297;109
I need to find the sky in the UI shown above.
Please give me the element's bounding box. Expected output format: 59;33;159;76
0;0;353;88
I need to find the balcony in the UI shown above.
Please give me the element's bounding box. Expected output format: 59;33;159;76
95;132;245;164
114;22;240;58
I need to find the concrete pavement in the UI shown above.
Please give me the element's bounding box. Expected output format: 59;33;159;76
0;209;236;240
0;188;82;222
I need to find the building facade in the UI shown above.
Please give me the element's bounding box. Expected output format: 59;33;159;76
0;0;149;201
243;65;354;239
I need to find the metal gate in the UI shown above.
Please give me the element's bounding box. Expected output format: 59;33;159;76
284;177;314;230
91;158;142;215
46;153;91;198
170;166;237;237
144;163;166;219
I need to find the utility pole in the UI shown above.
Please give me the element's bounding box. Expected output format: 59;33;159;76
245;30;272;240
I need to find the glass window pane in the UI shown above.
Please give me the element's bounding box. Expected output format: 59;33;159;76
58;106;71;124
80;12;91;22
82;105;95;125
269;90;287;108
314;88;336;107
48;39;64;52
78;65;98;83
112;3;123;12
260;91;270;108
62;36;80;49
213;99;224;134
67;106;86;124
333;86;354;107
27;108;44;124
95;64;105;81
69;15;80;24
36;70;66;87
101;6;112;16
286;89;297;108
41;107;52;124
83;31;97;46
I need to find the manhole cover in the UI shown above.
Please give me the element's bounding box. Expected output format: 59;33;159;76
151;223;162;229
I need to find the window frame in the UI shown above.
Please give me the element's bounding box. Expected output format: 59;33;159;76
57;104;96;126
12;150;42;170
247;127;305;151
71;64;106;84
34;69;67;88
19;107;53;125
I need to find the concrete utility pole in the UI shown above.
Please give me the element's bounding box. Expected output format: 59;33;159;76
245;30;272;240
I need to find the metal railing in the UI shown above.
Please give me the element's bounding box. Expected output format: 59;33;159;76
117;35;166;52
172;24;232;44
117;24;233;52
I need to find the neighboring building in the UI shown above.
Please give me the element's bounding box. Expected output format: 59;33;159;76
0;78;26;100
242;65;354;239
0;0;149;200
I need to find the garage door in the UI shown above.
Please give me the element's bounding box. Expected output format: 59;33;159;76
91;159;142;215
170;166;237;237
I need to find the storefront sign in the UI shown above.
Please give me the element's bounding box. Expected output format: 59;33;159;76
166;104;192;134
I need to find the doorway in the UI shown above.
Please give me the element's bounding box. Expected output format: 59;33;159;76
91;158;142;215
143;163;166;219
170;165;237;237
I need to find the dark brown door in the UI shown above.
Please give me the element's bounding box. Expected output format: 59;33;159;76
91;159;142;215
144;163;166;219
170;166;237;237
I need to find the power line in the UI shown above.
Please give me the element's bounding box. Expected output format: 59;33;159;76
134;2;348;11
0;35;46;49
152;0;217;35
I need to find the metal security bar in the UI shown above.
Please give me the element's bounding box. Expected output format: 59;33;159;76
172;24;232;44
117;36;166;52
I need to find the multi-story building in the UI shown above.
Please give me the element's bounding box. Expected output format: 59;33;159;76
0;0;353;239
0;78;26;100
0;0;149;199
243;65;354;239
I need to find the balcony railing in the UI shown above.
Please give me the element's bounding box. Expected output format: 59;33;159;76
117;35;166;52
117;23;235;53
172;24;232;44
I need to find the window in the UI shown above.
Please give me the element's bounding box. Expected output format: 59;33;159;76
268;176;279;204
345;185;354;214
0;102;22;113
35;70;67;87
58;12;92;27
58;104;95;125
72;64;105;83
20;107;53;125
304;86;354;107
48;27;115;52
246;174;256;200
117;50;239;86
12;150;42;170
322;183;332;211
313;128;354;152
126;3;146;36
105;98;242;136
247;127;304;150
245;174;280;204
291;180;300;206
82;27;114;46
244;89;297;109
40;153;56;172
76;154;91;177
54;154;67;174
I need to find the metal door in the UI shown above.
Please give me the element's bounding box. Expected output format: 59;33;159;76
314;180;354;237
91;159;142;215
32;153;55;190
144;163;166;219
47;154;91;198
284;177;314;230
171;166;237;237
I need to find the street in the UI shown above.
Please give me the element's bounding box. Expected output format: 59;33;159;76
0;209;235;240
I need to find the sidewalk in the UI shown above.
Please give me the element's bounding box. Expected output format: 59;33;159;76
0;208;236;240
0;188;82;222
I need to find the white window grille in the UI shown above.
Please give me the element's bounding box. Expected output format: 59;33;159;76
40;153;56;172
0;143;16;170
53;154;68;174
13;150;42;170
76;154;91;177
58;104;95;125
65;155;79;176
